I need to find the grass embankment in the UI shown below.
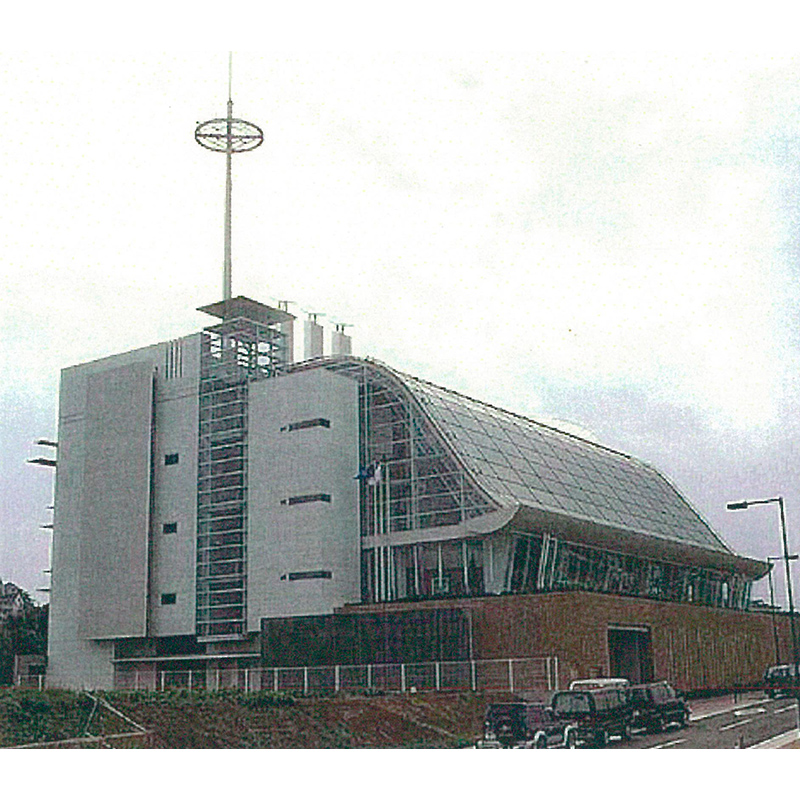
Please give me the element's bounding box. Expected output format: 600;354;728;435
0;689;133;747
1;688;509;748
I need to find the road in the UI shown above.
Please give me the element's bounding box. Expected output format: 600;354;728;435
615;695;800;749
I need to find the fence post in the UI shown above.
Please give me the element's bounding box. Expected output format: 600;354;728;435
188;670;193;692
401;663;407;693
303;667;309;696
367;663;373;691
245;668;250;693
335;665;341;693
435;661;441;691
554;656;559;690
508;659;515;694
216;668;221;692
134;671;139;692
160;671;165;692
471;660;477;692
273;668;279;693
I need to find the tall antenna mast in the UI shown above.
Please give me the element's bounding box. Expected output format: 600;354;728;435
195;52;264;301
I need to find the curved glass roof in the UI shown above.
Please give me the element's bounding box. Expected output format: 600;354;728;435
377;363;732;554
305;355;732;555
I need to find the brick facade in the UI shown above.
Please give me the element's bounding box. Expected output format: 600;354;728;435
342;591;796;693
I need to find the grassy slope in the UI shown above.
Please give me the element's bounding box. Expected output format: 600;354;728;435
1;688;511;748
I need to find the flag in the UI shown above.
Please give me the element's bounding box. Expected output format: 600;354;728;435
354;462;383;485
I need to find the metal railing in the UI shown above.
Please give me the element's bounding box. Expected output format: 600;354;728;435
113;656;559;695
16;675;45;690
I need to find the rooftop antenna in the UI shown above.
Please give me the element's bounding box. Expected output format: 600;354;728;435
195;52;264;301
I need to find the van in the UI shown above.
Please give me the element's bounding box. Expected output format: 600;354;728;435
550;686;633;747
569;678;630;691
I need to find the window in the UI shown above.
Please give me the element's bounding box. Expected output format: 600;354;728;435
281;493;332;506
165;453;179;466
163;522;178;534
160;593;177;605
280;570;333;581
282;418;331;432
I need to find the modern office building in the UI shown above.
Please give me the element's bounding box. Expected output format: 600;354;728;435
46;65;777;693
47;294;773;691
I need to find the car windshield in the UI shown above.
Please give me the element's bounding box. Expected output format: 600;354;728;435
553;693;591;715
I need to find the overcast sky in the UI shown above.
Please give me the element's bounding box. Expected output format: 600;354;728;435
2;47;800;608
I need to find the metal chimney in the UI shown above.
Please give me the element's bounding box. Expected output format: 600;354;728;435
331;323;352;356
304;313;324;360
277;300;295;364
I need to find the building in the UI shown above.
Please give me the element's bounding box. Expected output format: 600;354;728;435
0;581;27;624
47;295;774;691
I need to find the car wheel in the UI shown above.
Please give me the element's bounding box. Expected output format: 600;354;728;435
679;710;689;728
535;734;547;749
566;729;578;749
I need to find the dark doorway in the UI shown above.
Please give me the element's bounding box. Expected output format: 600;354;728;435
608;626;653;684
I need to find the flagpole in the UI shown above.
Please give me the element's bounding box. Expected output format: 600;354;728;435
381;464;394;600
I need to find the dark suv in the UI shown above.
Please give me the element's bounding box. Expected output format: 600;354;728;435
550;687;632;747
629;681;689;732
764;664;800;698
479;702;574;748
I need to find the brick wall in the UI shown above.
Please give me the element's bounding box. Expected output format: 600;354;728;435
343;591;795;693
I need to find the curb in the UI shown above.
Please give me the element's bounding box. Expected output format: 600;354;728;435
749;728;800;749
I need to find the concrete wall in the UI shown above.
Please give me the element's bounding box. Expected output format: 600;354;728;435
149;337;200;636
49;335;200;689
247;369;360;627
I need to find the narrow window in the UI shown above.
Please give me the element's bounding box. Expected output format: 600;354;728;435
281;493;332;506
164;453;179;466
160;593;177;605
284;418;331;433
280;570;333;581
162;522;178;534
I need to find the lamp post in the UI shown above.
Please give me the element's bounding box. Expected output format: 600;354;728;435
766;557;782;664
727;497;799;682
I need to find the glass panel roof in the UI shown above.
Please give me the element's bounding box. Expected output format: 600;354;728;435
383;367;730;554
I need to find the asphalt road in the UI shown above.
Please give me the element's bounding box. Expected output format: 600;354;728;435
613;696;800;749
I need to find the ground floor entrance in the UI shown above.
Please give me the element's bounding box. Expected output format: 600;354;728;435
608;625;653;684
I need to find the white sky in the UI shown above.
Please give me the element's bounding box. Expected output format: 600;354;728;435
2;10;800;612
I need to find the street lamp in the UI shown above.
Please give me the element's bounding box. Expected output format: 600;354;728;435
727;497;799;680
766;557;782;664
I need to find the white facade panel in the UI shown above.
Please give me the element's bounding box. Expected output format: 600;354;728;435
49;335;201;688
247;369;360;626
149;335;201;636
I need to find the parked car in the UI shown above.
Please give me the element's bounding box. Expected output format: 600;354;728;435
764;663;800;698
550;687;632;747
629;681;689;732
478;702;577;748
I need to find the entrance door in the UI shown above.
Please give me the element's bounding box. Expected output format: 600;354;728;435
608;626;653;684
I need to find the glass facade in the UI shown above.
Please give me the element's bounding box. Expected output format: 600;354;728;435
316;357;755;611
360;533;750;611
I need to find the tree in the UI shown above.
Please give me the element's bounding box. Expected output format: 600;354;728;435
0;598;48;686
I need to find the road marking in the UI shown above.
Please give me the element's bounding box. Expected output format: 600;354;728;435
691;697;777;721
650;738;686;749
719;718;752;732
734;707;766;716
774;705;797;715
